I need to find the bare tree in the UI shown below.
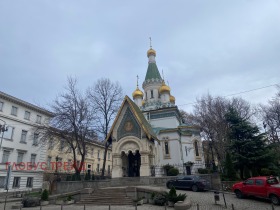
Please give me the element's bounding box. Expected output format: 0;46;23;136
192;94;253;170
38;77;95;175
87;78;123;177
260;87;280;144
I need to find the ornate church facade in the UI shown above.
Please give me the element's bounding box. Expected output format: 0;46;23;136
106;45;205;177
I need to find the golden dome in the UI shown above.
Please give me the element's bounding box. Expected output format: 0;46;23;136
147;48;156;57
132;87;144;99
141;100;145;106
170;95;175;103
159;81;171;94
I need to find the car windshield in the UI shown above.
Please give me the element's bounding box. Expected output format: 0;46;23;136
267;178;279;185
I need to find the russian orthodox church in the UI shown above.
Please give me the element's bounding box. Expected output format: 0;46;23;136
107;44;205;177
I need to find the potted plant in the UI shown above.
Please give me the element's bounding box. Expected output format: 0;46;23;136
165;187;187;207
55;197;64;205
40;189;49;206
64;195;74;204
133;197;144;205
167;187;177;207
149;192;156;204
184;161;194;167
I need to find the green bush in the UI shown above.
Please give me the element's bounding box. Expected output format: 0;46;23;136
66;176;71;181
151;192;156;199
163;164;174;173
154;194;166;206
67;195;72;201
197;168;209;174
41;189;49;201
165;186;186;203
168;168;179;176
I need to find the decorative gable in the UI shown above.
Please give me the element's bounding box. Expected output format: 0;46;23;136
117;107;141;140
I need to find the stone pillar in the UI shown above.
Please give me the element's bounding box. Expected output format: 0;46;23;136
140;153;150;176
112;154;122;178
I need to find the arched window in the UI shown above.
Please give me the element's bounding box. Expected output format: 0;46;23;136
164;142;169;155
194;141;199;156
151;90;154;98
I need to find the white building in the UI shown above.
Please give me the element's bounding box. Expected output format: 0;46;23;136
108;46;205;177
0;91;53;192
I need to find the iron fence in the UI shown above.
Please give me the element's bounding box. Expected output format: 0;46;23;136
1;203;278;210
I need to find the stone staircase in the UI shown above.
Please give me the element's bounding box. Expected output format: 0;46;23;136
78;187;134;205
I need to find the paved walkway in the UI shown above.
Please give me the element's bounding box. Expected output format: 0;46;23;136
1;186;280;210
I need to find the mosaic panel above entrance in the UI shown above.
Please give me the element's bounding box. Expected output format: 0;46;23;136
117;107;141;140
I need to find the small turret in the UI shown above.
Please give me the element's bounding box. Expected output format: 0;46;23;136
132;75;144;107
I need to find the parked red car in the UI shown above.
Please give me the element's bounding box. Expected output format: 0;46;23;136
232;176;280;205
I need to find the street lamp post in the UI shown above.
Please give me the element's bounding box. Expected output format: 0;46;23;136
0;118;8;150
55;156;59;173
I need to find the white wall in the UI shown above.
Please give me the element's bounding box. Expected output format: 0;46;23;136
0;96;50;192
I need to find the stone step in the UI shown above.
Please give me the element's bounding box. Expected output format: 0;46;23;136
78;202;134;205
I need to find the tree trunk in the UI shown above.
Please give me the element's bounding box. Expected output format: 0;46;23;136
101;142;109;178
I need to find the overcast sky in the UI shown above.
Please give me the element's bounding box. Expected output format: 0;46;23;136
0;0;279;113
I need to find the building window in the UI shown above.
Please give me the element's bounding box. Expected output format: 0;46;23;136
108;165;110;174
59;140;64;151
26;177;33;188
108;152;110;160
49;139;54;150
17;152;24;164
185;146;188;156
12;177;20;188
31;154;36;166
0;101;3;112
11;106;18;116
47;156;51;168
194;141;199;156
20;130;27;143
33;133;39;145
97;164;100;172
98;150;100;158
24;111;31;120
164;142;169;155
0;176;6;188
67;159;72;170
3;126;14;140
1;150;10;163
145;92;147;100
91;148;94;157
36;115;42;124
151;90;154;98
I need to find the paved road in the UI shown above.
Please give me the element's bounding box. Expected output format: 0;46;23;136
176;189;280;210
1;187;280;210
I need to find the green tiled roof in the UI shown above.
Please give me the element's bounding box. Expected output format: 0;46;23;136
145;63;162;81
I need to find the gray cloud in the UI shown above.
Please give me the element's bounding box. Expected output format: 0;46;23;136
0;0;279;113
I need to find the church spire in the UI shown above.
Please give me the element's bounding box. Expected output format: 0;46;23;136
144;38;162;82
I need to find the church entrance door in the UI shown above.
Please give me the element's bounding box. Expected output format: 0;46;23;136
123;150;141;177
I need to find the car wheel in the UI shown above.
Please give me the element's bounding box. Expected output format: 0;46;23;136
167;182;173;189
191;185;198;192
270;194;280;205
235;190;243;199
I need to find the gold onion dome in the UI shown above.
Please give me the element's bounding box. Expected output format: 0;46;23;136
132;87;144;99
159;81;171;94
170;95;175;103
147;48;156;57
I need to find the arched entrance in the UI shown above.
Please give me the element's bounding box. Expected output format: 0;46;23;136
121;150;141;177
